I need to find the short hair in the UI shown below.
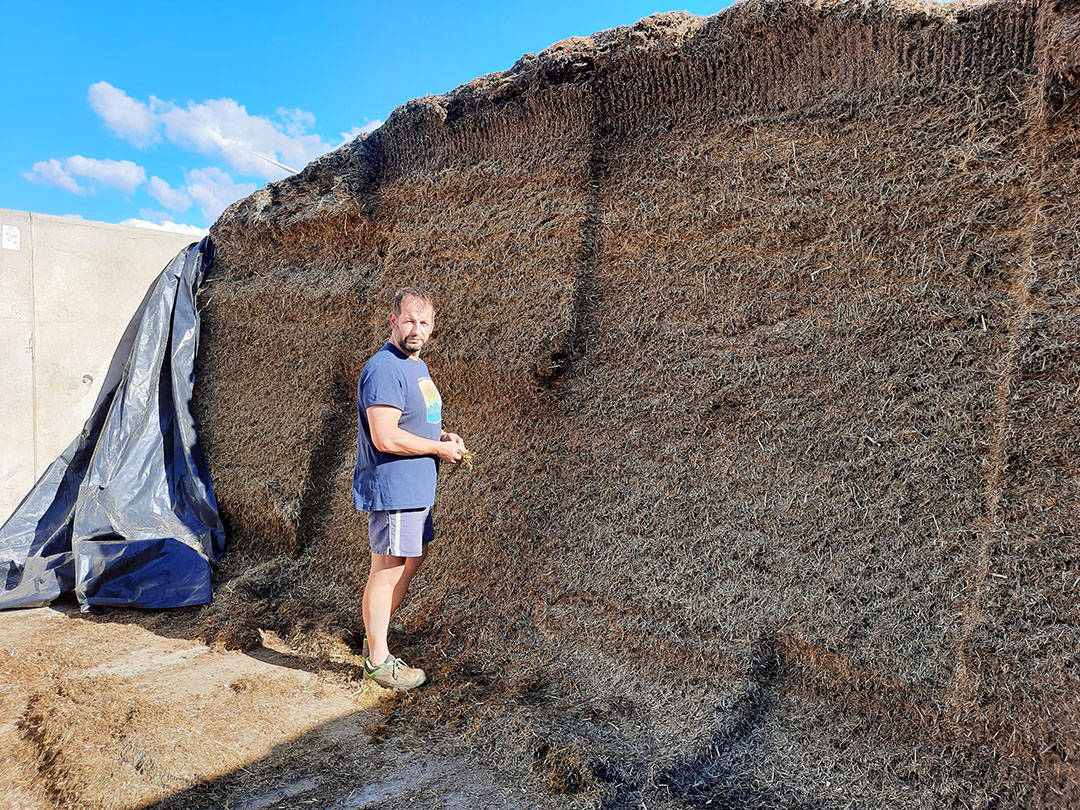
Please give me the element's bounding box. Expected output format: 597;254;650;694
393;286;434;314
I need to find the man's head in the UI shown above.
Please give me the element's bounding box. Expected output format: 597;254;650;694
389;287;435;357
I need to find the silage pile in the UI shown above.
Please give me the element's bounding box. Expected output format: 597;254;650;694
195;1;1079;807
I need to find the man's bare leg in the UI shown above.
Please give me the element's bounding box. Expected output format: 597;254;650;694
363;553;406;665
391;547;428;616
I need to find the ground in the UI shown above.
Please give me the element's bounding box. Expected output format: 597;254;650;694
0;605;535;810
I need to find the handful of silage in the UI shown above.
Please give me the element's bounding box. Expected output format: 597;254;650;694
458;449;475;470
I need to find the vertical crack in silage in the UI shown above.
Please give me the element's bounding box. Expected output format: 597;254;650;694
539;83;609;390
947;3;1045;728
294;361;354;555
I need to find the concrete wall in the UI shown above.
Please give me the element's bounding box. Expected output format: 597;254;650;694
0;209;199;525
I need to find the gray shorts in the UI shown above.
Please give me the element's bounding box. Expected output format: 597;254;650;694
367;507;433;558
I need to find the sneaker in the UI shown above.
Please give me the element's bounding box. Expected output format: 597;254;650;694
364;654;427;690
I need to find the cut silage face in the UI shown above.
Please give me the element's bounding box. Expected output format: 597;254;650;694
196;1;1080;806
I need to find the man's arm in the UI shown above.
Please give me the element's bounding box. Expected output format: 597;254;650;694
368;406;464;463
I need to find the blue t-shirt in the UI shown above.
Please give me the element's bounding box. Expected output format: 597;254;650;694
353;342;443;511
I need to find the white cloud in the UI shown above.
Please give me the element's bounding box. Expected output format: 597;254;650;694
66;83;384;223
184;167;256;221
88;83;387;183
23;159;86;195
146;176;191;212
66;155;146;194
88;81;158;146
120;217;208;236
89;84;340;180
136;208;175;224
339;119;383;144
278;107;316;137
24;155;146;195
159;98;332;179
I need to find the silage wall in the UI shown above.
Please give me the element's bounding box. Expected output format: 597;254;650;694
199;1;1078;806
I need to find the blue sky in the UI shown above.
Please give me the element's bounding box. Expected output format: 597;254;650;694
1;1;732;235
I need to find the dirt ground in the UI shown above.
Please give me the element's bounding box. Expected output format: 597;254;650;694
0;605;539;810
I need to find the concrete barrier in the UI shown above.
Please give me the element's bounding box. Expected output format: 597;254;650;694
0;209;199;525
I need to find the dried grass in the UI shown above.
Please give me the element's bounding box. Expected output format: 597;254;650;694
0;611;374;810
194;1;1080;807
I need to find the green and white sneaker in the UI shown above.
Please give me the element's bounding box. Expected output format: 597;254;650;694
363;654;426;690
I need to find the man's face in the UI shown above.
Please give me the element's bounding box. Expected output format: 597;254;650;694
389;297;435;356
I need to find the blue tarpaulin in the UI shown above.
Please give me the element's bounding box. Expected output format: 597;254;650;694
0;237;225;611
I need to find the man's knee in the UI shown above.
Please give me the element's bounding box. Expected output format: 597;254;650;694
404;549;428;573
370;553;406;571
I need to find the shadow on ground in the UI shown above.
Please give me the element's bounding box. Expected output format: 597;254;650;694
140;714;538;810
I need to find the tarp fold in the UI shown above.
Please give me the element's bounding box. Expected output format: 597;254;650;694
0;237;225;611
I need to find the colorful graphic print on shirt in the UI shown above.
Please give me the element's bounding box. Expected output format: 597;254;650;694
418;377;442;424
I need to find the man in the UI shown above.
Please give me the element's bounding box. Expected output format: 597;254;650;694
354;287;466;690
